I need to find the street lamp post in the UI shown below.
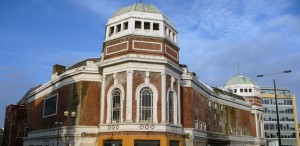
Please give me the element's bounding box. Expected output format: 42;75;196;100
257;70;292;146
64;111;76;146
54;121;63;146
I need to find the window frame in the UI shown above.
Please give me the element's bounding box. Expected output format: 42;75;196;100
135;83;158;123
153;23;159;30
144;22;151;30
43;94;58;118
139;87;154;123
111;88;122;123
135;21;142;29
106;84;125;123
123;21;128;30
168;90;175;124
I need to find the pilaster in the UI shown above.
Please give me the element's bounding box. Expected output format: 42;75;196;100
161;72;167;123
126;69;133;122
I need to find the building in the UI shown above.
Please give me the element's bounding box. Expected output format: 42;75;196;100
0;128;4;146
3;3;265;146
224;74;265;138
2;104;28;146
261;87;299;146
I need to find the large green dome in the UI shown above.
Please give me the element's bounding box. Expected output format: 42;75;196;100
112;3;162;18
225;75;257;86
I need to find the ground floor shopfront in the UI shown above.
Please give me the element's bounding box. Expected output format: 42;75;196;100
98;131;183;146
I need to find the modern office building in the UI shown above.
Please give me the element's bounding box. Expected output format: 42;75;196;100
261;87;299;146
3;3;266;146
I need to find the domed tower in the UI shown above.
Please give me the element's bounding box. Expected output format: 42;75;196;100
98;3;183;146
224;74;260;99
102;3;179;63
224;74;265;139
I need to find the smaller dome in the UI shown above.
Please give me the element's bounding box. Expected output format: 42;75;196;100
112;3;162;18
225;74;257;86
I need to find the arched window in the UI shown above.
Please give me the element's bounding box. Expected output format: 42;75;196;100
168;91;174;124
139;87;153;122
111;88;121;123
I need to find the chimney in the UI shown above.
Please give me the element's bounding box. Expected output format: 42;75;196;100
52;64;66;76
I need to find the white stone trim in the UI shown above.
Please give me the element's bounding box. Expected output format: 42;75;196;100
177;80;181;125
167;87;178;125
135;83;158;123
27;70;101;103
100;75;106;124
133;40;162;52
106;84;125;124
181;75;252;111
105;41;128;55
165;44;178;61
161;72;167;123
126;69;133;122
99;123;183;134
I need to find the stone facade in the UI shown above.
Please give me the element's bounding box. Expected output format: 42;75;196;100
3;3;266;146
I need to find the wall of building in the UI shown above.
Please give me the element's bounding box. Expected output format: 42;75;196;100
181;87;256;136
26;81;100;132
103;35;179;64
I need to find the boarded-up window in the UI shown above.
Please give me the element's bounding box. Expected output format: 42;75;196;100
153;23;159;30
43;95;57;117
134;140;160;146
104;140;122;146
124;22;128;30
144;22;150;30
170;141;179;146
135;21;142;29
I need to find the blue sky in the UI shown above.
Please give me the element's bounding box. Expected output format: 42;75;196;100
0;0;300;127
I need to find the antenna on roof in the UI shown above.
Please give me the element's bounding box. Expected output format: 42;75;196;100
237;62;240;75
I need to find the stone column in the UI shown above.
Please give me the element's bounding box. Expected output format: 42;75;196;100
177;80;181;125
126;70;133;122
100;75;106;124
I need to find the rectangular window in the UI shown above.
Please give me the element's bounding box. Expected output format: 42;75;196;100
234;89;237;93
43;94;58;118
123;22;128;30
153;23;159;30
134;140;160;146
104;140;122;146
245;89;248;92
116;24;121;32
249;89;252;92
170;141;179;146
135;21;142;29
109;26;114;36
144;22;150;30
240;89;243;92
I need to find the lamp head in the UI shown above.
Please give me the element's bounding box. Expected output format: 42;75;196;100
64;111;69;116
71;112;77;117
283;70;292;73
257;75;264;77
